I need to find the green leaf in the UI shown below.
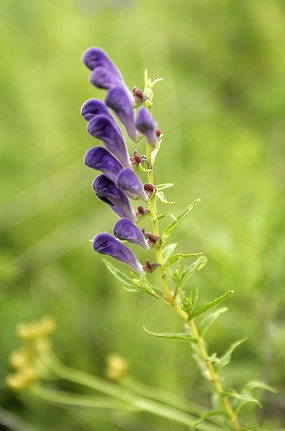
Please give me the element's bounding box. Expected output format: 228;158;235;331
188;290;234;320
161;199;201;243
143;327;197;343
162;243;177;261
103;259;142;288
167;252;203;267
156;191;174;204
178;256;208;291
151;140;161;165
191;410;230;430
217;338;247;369
244;380;277;394
155;212;177;222
199;307;228;336
224;389;261;408
156;183;174;191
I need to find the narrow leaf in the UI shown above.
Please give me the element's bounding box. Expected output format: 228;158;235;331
189;290;234;320
225;389;261;408
151;140;161;165
162;243;177;261
178;256;208;291
143;327;197;343
155;212;178;222
156;191;174;204
156;183;175;191
191;410;230;430
161;199;201;243
103;259;142;288
218;338;247;369
199;307;228;336
167;252;203;266
244;381;277;394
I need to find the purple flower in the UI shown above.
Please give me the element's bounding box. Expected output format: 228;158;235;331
113;219;149;250
93;233;144;274
135;107;159;148
116;168;148;201
87;114;131;168
84;147;123;183
93;174;137;222
105;85;138;142
82;47;123;89
81;99;113;122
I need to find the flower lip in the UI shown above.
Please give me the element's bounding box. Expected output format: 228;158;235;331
81;99;113;122
113;218;149;250
87;114;131;168
92;233;144;274
135;107;158;148
84;147;123;183
116;168;149;202
93;174;137;222
105;85;138;142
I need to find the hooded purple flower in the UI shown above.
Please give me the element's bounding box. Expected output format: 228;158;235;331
113;219;149;250
93;174;137;222
87;114;131;168
116;168;148;201
135;107;159;148
81;99;114;122
84;147;123;183
93;233;144;274
105;85;138;142
82;47;123;89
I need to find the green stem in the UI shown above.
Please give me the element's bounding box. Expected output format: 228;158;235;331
145;141;241;431
44;362;221;431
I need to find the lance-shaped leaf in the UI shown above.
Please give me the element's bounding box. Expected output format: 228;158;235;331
105;85;138;142
93;233;144;275
113;218;149;250
116;169;148;201
161;199;201;243
188;290;234;320
84;147;123;183
136;107;159;148
87;114;131;168
143;327;197;343
81;99;114;122
93;174;137;222
199;307;228;336
82;47;123;89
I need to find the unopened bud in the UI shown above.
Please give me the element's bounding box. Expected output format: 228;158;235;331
156;129;161;138
105;353;129;382
144;183;155;195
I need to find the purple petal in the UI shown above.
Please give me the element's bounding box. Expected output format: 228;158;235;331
84;147;123;183
105;85;138;142
87;114;131;168
93;174;137;222
81;99;113;122
116;169;148;202
81;47;123;89
113;219;149;250
135;107;158;148
93;233;144;274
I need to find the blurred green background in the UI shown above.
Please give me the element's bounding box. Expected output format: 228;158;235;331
1;0;285;429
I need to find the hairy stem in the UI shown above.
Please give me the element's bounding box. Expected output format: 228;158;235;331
145;142;241;431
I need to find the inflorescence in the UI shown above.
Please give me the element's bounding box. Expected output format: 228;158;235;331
81;47;161;275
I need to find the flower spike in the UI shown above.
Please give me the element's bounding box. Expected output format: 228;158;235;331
116;168;148;201
93;233;144;275
93;174;137;222
105;85;139;142
113;219;149;250
87;114;131;168
135;107;159;148
84;147;123;183
82;47;123;89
